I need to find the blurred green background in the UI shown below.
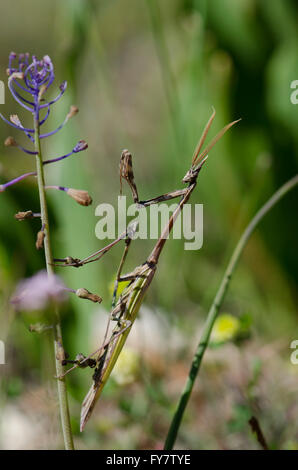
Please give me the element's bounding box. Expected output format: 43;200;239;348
0;0;297;450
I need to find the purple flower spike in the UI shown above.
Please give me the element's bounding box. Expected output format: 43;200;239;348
4;53;66;127
2;53;83;143
11;270;68;311
1;53;87;196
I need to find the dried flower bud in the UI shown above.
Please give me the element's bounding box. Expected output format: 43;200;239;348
76;288;102;303
4;136;17;147
10;114;22;126
29;323;52;333
15;210;34;221
66;188;92;206
73;140;88;153
38;84;47;102
67;105;79;120
0;185;5;193
8;72;24;81
36;230;45;250
43;55;51;65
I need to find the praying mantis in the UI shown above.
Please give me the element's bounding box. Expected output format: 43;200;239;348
55;109;240;431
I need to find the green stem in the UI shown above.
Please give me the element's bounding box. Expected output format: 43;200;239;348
164;174;298;450
34;117;74;450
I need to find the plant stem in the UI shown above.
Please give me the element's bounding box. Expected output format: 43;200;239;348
164;174;298;450
34;116;74;450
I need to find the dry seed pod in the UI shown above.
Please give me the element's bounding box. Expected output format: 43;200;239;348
67;105;79;120
76;288;102;303
66;189;92;206
9;72;24;81
15;210;34;221
10;114;21;126
38;84;47;101
4;136;17;147
35;230;45;250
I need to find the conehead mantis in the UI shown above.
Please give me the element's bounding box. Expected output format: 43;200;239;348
78;109;240;430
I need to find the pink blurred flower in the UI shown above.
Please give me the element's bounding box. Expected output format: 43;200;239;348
11;270;67;311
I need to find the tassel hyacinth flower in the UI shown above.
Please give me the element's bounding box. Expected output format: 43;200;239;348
1;53;88;191
0;52;98;449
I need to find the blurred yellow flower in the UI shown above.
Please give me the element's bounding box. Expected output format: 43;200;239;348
111;347;140;386
211;314;240;343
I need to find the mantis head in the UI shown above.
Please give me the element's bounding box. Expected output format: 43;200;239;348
182;108;241;185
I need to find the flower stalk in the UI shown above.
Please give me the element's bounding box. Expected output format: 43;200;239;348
34;115;74;450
